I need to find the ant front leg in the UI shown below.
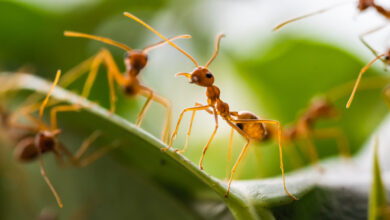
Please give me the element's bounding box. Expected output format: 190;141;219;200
83;49;126;113
139;86;172;143
230;118;297;200
198;106;219;170
60;56;95;88
175;102;212;154
62;49;125;113
162;105;212;152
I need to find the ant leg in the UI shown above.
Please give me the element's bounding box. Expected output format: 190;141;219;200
284;143;304;169
136;88;154;127
50;104;81;131
60;56;95;88
230;119;297;200
67;49;125;113
37;144;63;208
299;133;320;164
56;131;119;167
139;86;171;143
175;102;213;154
226;127;234;178
52;147;66;168
198;106;219;170
224;119;251;197
162;105;212;152
360;24;388;68
175;110;195;154
312;127;351;158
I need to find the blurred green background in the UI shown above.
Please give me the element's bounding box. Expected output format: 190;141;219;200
0;0;389;219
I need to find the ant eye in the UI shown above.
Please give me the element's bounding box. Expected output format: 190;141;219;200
206;73;213;78
385;56;389;60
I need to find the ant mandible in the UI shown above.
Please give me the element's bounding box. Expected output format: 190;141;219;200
5;70;117;208
63;15;191;142
273;0;390;31
120;12;297;199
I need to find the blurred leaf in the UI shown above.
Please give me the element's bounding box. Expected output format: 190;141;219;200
368;139;388;220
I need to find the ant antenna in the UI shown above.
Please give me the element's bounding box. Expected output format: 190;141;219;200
123;12;199;67
273;1;350;31
64;31;132;51
346;53;386;108
205;34;225;68
143;34;191;53
39;70;61;128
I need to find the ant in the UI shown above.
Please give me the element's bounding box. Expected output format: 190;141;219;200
63;16;191;143
273;0;390;31
119;12;296;199
3;70;117;208
272;98;350;166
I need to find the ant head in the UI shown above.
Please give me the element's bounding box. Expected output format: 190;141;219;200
358;0;374;11
34;130;61;153
177;67;214;87
175;34;225;87
385;50;390;64
125;51;148;73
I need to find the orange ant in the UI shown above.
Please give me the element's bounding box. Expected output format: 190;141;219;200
273;0;390;31
270;98;350;166
63;17;191;142
118;12;296;199
3;70;117;208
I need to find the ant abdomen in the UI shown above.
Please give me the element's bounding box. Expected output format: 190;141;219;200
14;137;38;162
235;112;268;140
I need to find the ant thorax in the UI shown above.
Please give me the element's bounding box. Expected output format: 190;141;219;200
216;99;230;117
34;131;56;153
14;137;38;162
206;86;220;105
124;50;148;76
122;76;141;96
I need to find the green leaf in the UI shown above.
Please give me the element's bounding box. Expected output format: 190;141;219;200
368;138;388;220
1;73;388;220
